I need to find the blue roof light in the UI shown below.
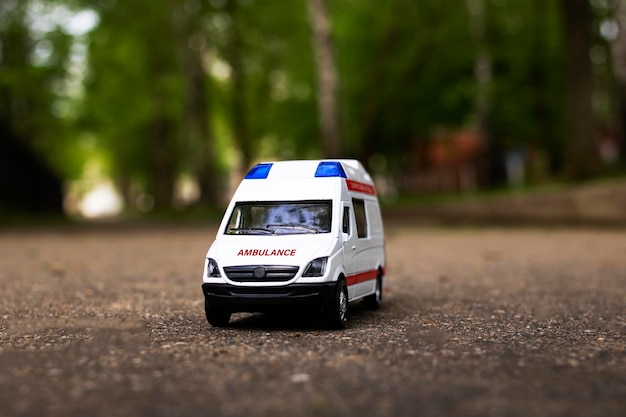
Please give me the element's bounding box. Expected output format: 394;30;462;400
315;161;347;178
245;163;273;179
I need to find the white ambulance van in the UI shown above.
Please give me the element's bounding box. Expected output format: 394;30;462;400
201;159;386;328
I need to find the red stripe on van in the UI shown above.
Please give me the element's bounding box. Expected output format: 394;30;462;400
345;179;376;195
346;269;379;286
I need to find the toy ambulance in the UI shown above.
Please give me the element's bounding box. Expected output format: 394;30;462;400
201;159;386;328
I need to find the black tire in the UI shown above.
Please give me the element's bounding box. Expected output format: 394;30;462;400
326;279;348;329
363;274;382;310
204;299;231;327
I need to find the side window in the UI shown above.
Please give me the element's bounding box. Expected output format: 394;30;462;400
342;207;350;234
352;198;368;238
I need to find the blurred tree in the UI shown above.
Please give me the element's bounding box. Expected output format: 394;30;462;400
307;0;341;157
224;0;317;161
4;0;623;217
0;0;67;213
82;0;177;209
334;1;474;176
560;0;600;178
612;0;626;161
224;0;252;172
175;0;220;205
82;0;317;210
466;0;498;183
529;0;565;174
487;0;566;178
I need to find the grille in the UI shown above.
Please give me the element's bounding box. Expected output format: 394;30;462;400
224;265;299;282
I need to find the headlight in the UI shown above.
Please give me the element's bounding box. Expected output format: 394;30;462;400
206;258;221;277
302;257;328;277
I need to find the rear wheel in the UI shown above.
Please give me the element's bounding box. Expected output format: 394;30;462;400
204;299;231;327
326;279;348;329
363;274;382;310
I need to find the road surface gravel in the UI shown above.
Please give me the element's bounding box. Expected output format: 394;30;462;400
0;223;625;417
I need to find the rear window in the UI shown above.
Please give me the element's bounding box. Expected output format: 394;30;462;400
226;200;332;235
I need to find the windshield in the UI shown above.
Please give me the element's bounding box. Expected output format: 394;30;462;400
225;200;332;235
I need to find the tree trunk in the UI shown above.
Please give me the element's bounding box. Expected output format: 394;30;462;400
148;113;176;209
466;0;500;185
560;0;599;178
226;0;252;173
360;1;400;167
307;0;341;158
530;0;560;175
181;33;220;206
611;0;626;162
146;10;178;210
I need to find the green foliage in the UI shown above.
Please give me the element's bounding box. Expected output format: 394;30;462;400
1;0;622;212
334;1;477;160
0;0;80;178
82;1;180;169
488;1;565;150
229;0;318;159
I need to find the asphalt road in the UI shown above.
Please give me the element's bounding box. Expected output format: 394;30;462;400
0;224;625;417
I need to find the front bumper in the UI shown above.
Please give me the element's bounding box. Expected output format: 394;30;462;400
202;282;336;313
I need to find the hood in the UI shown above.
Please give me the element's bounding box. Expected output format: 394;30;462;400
208;234;337;267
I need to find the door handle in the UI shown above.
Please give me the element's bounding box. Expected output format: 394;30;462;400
352;245;356;251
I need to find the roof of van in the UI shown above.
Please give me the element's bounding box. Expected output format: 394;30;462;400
234;159;377;200
245;159;372;183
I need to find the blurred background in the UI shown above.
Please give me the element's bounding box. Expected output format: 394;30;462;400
1;0;625;220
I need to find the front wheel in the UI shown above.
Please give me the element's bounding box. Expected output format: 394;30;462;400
325;279;348;329
204;299;231;327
